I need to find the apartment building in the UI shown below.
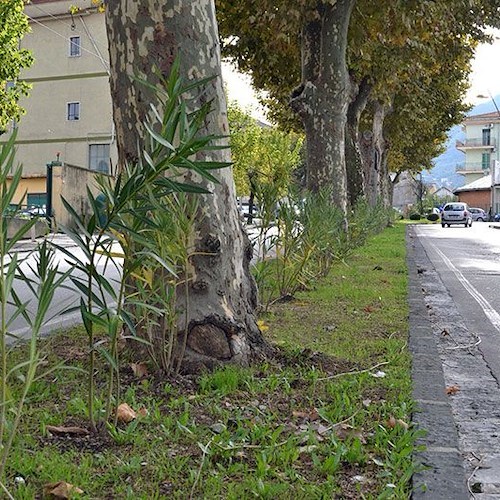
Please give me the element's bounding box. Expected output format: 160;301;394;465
456;111;500;213
6;0;116;214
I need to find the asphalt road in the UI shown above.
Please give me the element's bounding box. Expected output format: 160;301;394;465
414;222;500;384
413;222;500;496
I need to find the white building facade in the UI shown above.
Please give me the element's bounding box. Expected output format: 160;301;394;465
456;111;500;213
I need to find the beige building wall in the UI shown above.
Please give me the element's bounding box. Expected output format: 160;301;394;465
52;163;110;228
3;0;117;224
7;177;47;206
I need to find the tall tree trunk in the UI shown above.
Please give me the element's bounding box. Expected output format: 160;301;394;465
105;0;267;371
345;77;371;208
364;100;386;207
376;100;393;209
290;0;355;214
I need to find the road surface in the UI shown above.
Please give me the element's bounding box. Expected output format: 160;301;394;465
414;222;500;382
7;237;122;341
413;222;500;494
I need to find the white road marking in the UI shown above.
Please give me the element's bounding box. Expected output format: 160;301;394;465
430;242;500;332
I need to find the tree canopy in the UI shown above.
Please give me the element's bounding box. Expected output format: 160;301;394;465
0;0;32;130
228;101;303;198
217;0;500;202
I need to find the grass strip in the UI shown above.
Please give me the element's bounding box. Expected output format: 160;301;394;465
6;222;420;499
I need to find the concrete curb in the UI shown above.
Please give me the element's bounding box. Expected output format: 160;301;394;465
407;226;468;499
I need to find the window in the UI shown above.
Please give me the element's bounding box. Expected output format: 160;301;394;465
27;193;47;208
69;36;81;57
89;144;110;173
482;128;491;146
67;102;80;120
482;152;491;170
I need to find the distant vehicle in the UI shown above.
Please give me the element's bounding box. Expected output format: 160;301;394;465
441;202;472;228
469;207;488;222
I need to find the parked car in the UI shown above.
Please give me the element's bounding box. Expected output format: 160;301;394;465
469;207;488;222
441;202;472;227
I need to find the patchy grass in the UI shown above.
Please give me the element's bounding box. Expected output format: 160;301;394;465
5;223;420;499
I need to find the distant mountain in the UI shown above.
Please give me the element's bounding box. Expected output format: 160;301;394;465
422;96;500;189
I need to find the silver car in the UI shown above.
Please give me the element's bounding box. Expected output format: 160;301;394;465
441;202;472;227
469;207;488;222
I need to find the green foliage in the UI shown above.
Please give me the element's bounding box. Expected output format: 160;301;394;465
427;213;439;222
228;101;303;198
253;189;394;309
55;60;230;428
218;0;500;179
2;222;419;496
0;0;33;130
0;134;71;495
409;213;421;220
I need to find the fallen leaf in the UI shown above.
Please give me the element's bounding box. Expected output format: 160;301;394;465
256;320;269;332
446;385;460;395
335;424;366;443
43;481;83;498
387;416;397;429
130;362;148;378
116;403;137;423
441;329;450;336
292;409;319;421
363;306;375;314
46;425;90;436
371;370;386;378
137;407;148;417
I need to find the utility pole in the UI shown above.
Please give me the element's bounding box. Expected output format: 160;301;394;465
46;153;62;231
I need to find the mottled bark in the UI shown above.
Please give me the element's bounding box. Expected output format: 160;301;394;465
345;77;370;208
290;0;355;214
105;0;267;371
363;101;384;207
363;100;393;208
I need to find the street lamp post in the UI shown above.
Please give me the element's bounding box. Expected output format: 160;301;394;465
46;153;62;231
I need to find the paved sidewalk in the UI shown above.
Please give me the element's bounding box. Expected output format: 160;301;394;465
409;224;500;499
407;227;469;498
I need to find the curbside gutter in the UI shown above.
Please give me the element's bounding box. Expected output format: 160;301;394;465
407;225;468;499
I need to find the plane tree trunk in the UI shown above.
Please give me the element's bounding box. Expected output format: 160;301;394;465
290;0;355;214
105;0;268;372
345;77;371;208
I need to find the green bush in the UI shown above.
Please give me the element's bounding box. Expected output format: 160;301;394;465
427;213;439;221
409;213;421;220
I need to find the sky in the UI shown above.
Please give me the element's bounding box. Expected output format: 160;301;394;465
223;29;500;119
465;29;500;106
221;61;268;122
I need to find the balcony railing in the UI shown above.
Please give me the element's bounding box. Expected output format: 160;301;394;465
456;138;496;149
456;162;490;173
